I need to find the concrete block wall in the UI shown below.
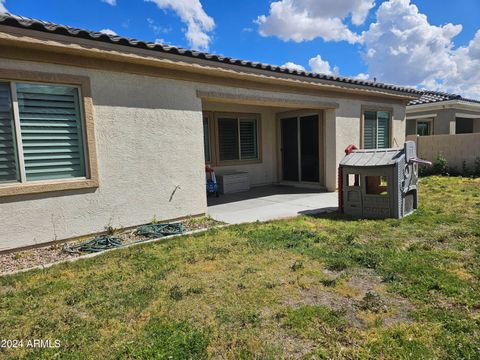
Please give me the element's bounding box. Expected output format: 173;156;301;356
407;133;480;170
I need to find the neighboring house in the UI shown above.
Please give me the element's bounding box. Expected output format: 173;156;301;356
0;14;420;251
406;91;480;136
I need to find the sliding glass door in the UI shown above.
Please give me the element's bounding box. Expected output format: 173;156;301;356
281;114;320;183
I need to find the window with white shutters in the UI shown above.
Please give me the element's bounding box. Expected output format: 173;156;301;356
218;118;239;161
216;114;259;163
0;81;87;185
239;119;257;160
363;110;391;149
0;83;18;183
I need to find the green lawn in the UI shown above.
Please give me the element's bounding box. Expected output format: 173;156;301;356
1;176;479;359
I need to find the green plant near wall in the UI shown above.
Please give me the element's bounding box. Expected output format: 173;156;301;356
433;153;448;175
475;157;480;177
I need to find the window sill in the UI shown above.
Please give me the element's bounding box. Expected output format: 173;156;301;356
215;159;262;167
0;178;99;197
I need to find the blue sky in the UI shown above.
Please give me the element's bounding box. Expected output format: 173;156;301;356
2;0;480;97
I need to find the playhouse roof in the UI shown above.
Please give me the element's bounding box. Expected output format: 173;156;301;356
340;148;404;167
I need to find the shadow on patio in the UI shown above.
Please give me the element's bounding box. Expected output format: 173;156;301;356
207;185;338;224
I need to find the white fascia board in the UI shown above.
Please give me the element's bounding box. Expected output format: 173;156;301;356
407;100;480;113
406;113;437;120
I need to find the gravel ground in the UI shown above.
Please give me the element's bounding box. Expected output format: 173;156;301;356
0;216;221;276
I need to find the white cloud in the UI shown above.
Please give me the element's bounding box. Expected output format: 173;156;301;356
256;0;375;44
355;73;370;80
0;0;8;13
362;0;480;98
99;29;117;36
101;0;116;6
282;55;340;75
309;55;339;75
145;0;215;50
147;18;171;35
281;62;306;72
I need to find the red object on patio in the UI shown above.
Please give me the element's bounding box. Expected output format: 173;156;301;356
344;144;357;155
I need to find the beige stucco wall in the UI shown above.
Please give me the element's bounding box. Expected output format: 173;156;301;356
0;58;408;250
0;58;208;251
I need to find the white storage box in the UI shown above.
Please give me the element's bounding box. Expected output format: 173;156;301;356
217;171;250;194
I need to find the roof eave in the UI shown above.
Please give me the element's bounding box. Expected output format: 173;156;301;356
0;22;420;101
407;99;480;112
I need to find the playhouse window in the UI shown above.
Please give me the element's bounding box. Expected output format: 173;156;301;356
347;174;360;187
366;176;388;195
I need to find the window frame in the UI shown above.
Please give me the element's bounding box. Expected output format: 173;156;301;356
416;119;433;136
0;69;98;197
205;111;261;166
202;112;213;164
360;106;393;149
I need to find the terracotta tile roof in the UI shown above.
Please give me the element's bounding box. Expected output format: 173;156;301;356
0;13;423;96
408;90;480;106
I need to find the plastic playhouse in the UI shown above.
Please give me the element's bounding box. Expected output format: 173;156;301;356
338;141;431;219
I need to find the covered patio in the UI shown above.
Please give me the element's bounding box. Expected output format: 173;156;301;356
207;185;338;224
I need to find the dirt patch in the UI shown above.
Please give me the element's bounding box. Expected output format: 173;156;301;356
0;217;221;276
268;328;317;359
283;269;414;329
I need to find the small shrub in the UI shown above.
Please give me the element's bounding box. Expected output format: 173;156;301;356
433;153;448;175
358;291;387;313
105;224;119;235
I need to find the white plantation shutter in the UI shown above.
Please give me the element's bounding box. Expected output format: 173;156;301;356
218;118;239;161
240;119;257;159
363;111;377;149
217;115;259;162
363;111;390;149
377;111;390;149
0;83;18;182
16;84;86;181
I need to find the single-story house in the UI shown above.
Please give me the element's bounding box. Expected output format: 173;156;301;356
0;14;421;251
406;91;480;136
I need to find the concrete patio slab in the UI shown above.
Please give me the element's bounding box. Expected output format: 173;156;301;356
207;185;338;224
